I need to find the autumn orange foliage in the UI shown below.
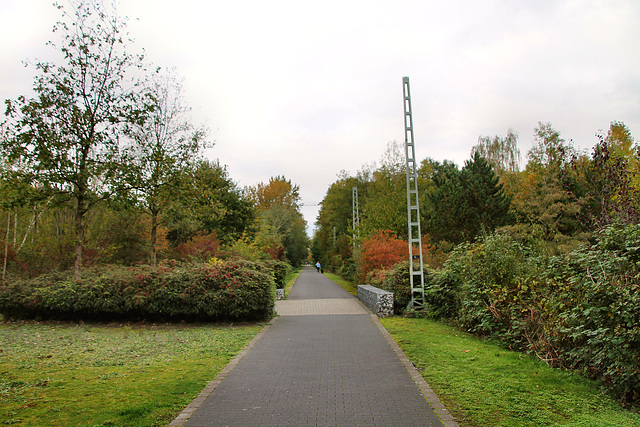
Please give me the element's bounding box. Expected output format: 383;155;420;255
263;244;286;261
360;230;408;279
175;231;221;261
361;230;446;280
245;176;300;210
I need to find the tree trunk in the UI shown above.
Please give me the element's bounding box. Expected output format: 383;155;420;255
19;198;52;252
150;208;159;268
74;197;86;282
3;212;10;282
13;212;17;244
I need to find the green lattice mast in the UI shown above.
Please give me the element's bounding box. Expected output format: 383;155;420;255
402;77;425;310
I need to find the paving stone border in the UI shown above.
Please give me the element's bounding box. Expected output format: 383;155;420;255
275;298;369;316
370;313;460;427
169;318;276;426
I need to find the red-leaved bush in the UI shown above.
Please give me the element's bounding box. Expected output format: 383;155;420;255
175;231;222;261
360;230;408;280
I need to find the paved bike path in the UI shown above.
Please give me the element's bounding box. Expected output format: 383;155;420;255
173;267;454;426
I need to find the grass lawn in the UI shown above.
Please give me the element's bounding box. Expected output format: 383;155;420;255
381;316;640;427
0;321;262;426
324;272;358;296
283;267;303;298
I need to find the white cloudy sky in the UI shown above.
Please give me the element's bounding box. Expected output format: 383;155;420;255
2;0;639;234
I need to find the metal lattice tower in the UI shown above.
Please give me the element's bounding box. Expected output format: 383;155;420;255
403;77;426;310
352;186;360;249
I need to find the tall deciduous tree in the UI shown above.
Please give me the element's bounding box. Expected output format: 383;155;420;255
360;142;407;239
527;122;574;171
472;129;521;175
569;121;639;229
122;68;209;267
3;1;145;280
245;176;301;211
164;160;255;247
314;173;365;270
246;176;308;265
606;121;636;159
509;122;583;252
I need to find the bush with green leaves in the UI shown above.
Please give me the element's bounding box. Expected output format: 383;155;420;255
364;269;385;289
380;261;411;313
443;232;546;347
440;232;577;361
0;259;275;322
424;268;460;320
380;261;436;314
264;260;290;289
337;260;356;282
551;223;640;405
436;225;640;405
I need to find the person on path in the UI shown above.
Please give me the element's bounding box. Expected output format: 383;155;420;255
315;261;321;273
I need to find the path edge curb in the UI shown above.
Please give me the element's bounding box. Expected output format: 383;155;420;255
168;317;277;426
370;313;460;427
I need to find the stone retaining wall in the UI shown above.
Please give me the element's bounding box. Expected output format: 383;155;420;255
357;285;394;317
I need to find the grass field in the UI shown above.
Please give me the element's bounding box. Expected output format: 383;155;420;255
0;321;262;426
382;316;640;427
324;272;358;296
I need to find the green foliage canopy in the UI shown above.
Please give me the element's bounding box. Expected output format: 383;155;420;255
2;1;147;280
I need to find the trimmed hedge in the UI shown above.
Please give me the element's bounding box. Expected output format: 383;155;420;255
0;259;276;322
264;260;290;289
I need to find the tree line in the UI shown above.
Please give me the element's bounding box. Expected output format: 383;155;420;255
313;120;638;280
312;120;640;405
0;1;308;282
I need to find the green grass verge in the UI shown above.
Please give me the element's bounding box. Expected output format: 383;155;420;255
0;321;262;426
283;267;302;298
381;317;640;426
324;272;358;296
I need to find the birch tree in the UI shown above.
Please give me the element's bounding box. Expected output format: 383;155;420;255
122;68;209;267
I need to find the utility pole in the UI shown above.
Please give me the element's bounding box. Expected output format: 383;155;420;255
402;77;426;310
352;186;359;250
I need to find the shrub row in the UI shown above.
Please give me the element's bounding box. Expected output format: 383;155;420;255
265;260;290;289
372;223;640;405
0;259;276;322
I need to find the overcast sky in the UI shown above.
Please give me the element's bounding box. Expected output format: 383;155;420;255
2;0;639;235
